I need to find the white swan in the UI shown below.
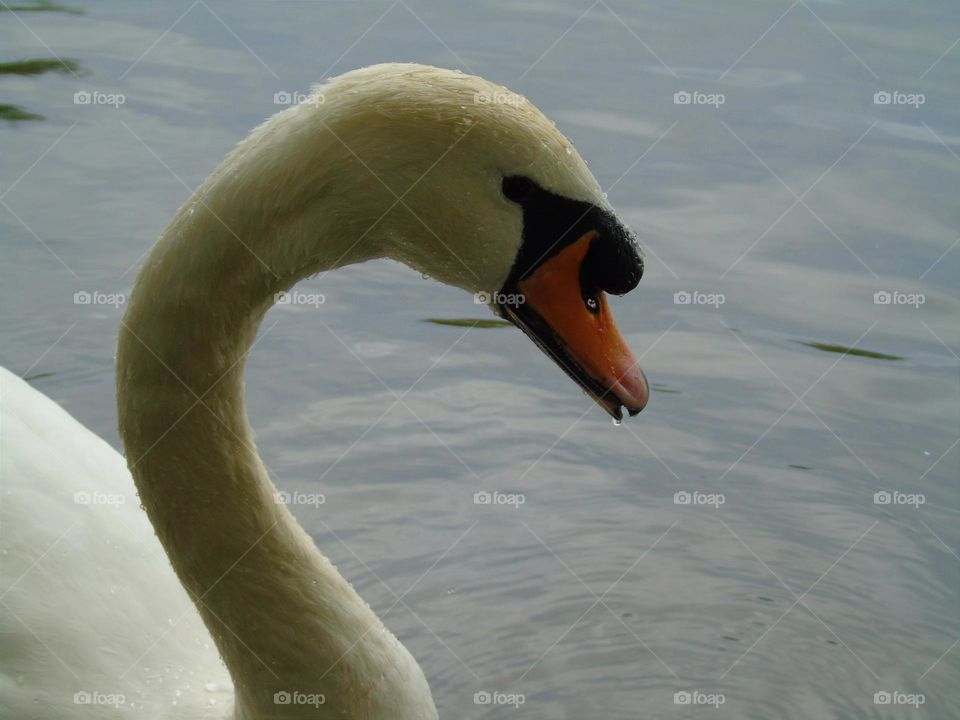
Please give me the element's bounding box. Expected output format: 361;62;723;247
0;63;648;719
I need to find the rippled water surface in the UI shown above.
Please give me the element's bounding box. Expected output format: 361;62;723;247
1;1;958;717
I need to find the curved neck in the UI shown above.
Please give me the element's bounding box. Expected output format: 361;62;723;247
116;117;433;718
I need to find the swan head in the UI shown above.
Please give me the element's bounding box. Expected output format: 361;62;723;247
268;64;648;417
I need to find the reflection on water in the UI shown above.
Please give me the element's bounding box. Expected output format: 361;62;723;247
797;340;904;362
0;1;82;119
0;1;83;14
0;58;83;120
0;103;42;121
0;58;81;76
1;1;957;718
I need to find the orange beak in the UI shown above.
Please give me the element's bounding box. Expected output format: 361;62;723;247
499;231;648;420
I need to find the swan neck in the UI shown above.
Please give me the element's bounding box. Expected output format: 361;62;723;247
115;184;425;718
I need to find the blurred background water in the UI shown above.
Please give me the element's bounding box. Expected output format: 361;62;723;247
1;1;957;717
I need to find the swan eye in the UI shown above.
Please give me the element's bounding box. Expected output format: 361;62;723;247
585;295;599;314
502;176;535;203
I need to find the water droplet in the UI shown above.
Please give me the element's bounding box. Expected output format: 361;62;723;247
612;417;623;427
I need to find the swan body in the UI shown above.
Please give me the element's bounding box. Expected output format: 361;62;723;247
1;64;647;718
1;366;233;718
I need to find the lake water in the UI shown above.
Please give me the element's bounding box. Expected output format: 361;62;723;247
1;1;957;717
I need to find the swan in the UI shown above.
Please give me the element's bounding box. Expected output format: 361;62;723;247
0;63;648;719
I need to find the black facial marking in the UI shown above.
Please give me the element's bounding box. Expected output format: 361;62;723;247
501;176;535;203
501;175;643;295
